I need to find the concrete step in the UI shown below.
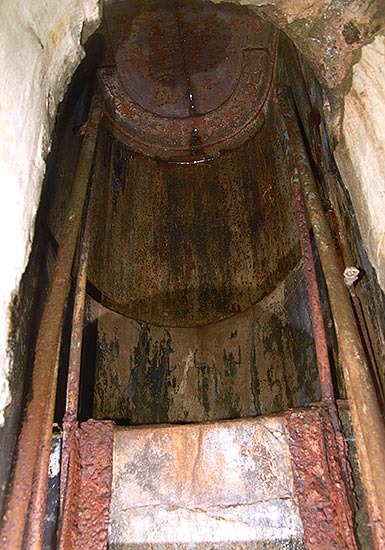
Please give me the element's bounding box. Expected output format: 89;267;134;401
108;416;305;549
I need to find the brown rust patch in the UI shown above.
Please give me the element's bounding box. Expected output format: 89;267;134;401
90;262;320;423
58;420;114;549
76;420;114;549
285;407;357;550
99;0;277;159
110;0;245;118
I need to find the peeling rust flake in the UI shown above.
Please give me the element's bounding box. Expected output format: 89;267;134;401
285;407;357;550
76;420;114;549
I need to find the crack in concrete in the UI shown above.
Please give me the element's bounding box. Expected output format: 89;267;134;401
258;419;286;444
119;494;294;514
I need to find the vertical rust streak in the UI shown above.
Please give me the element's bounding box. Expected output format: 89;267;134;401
0;98;102;550
278;85;385;550
174;0;196;118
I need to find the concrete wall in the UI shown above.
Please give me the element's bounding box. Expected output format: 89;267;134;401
0;0;102;426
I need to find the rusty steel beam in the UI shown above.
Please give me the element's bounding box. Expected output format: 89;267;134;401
278;85;385;550
57;240;89;550
290;166;336;409
0;98;102;550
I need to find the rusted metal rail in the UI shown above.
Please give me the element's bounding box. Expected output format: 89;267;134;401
0;97;102;550
57;247;88;550
57;120;105;549
289;156;357;547
278;85;385;550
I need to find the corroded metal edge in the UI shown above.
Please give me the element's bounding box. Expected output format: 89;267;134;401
58;425;81;550
285;407;356;550
76;420;114;550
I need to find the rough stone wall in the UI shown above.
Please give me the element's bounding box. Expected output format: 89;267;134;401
335;33;385;292
209;0;385;88
0;0;102;426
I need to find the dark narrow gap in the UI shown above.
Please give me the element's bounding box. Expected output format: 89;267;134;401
311;234;344;398
78;287;100;422
289;92;345;399
53;281;76;424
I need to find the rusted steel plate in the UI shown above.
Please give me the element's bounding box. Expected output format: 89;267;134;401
76;421;114;550
285;407;357;550
100;1;276;159
108;0;247;118
87;112;300;327
91;264;320;424
59;420;114;549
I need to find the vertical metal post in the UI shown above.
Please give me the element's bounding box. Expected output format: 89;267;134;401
57;251;88;550
289;164;358;547
0;97;102;550
278;85;385;550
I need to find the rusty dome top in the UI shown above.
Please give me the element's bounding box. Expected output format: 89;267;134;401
100;0;277;160
113;0;244;118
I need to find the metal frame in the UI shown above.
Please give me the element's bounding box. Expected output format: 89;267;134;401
278;85;385;550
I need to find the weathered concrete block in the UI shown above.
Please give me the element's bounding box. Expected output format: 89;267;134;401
109;417;304;549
